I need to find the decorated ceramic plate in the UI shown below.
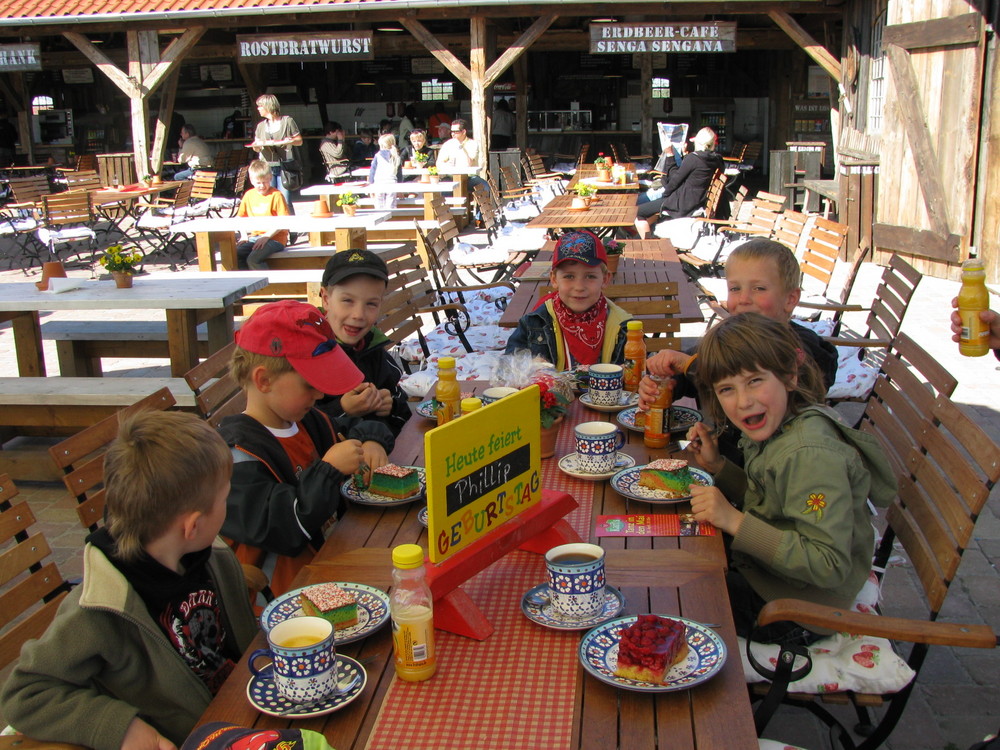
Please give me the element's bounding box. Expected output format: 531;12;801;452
259;583;390;644
246;656;366;718
578;615;727;692
558;452;636;481
610;465;713;504
416;399;437;420
342;466;426;506
417;505;429;527
580;391;640;412
617;405;702;434
521;584;625;631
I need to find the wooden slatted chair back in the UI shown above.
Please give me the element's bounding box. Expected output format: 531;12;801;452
39;190;96;229
47;387;178;531
190;170;219;203
0;474;72;672
378;244;434;348
845;255;923;347
75;154;97;172
498;164;534;204
800;217;848;292
6;175;51;207
429;194;461;245
702;171;728;221
63;169;103;192
472;182;503;237
183;342;246;428
772;210;810;253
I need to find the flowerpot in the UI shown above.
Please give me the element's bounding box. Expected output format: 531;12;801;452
583;196;593;207
570;197;588;210
111;272;133;289
539;416;565;459
404;161;413;169
312;196;333;218
429;174;441;183
35;260;67;291
142;179;152;188
419;173;431;184
597;168;612;182
151;176;163;186
342;204;357;217
606;255;621;274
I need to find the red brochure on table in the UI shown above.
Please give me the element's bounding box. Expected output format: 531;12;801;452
595;514;717;537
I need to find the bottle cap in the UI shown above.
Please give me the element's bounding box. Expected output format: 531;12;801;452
392;543;425;569
438;356;456;369
627;320;643;331
962;258;985;272
461;397;482;413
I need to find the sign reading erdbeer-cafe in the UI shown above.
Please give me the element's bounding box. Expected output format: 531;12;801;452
590;22;736;54
237;32;373;62
424;387;542;564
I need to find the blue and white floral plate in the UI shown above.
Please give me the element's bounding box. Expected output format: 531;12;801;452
246;657;366;718
617;405;702;433
259;582;390;644
417;505;429;527
580;391;640;412
558;452;636;481
579;615;727;692
415;399;437;420
610;465;713;504
521;583;625;630
341;466;426;506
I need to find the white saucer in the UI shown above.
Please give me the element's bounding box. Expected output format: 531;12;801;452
580;391;640;412
521;584;625;630
558;452;636;480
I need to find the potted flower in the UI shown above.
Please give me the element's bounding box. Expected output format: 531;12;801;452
336;191;359;216
604;239;624;273
593;153;612;181
573;183;596;209
527;370;574;458
141;173;153;187
427;165;440;184
99;244;143;288
414;151;430;165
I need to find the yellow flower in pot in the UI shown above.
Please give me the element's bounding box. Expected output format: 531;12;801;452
336;191;359;216
573;183;596;209
427;165;440;183
99;245;143;288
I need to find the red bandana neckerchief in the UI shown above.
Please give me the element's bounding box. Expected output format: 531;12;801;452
538;292;608;366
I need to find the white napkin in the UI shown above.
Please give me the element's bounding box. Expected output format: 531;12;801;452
46;277;85;293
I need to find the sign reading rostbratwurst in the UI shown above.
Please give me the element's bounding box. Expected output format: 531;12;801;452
590;23;736;54
0;44;41;71
237;32;373;62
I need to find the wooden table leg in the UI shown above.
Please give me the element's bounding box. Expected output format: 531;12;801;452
204;305;235;357
3;311;45;377
196;232;217;271
166;309;200;377
333;227;368;251
217;232;239;271
423;191;435;221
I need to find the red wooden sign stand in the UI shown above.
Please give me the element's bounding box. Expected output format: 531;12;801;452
424;489;579;640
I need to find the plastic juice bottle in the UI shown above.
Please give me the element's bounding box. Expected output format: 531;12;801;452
434;357;461;425
958;258;990;357
460;397;483;416
390;544;437;682
644;375;673;449
623;320;646;393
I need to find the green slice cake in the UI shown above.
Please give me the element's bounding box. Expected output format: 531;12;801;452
368;464;420;499
299;583;358;630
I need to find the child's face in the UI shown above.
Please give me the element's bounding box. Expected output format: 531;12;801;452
550;261;610;314
713;368;795;442
250;172;273;195
258;369;324;427
725;257;800;321
410;132;427;149
321;275;386;346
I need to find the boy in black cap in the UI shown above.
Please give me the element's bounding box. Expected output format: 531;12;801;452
505;230;632;370
316;249;412;436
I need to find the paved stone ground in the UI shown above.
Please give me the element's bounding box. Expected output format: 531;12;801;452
1;229;999;748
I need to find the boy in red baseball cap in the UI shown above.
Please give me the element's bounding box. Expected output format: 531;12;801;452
218;300;394;594
504;230;632;371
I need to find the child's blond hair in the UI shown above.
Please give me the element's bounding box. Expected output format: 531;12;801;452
229;346;296;389
696;312;826;428
248;159;271;183
104;411;232;562
728;238;802;296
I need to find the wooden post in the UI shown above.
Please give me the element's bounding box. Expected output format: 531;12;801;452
470;17;488;175
515;56;529;151
640;53;652;160
150;71;179;175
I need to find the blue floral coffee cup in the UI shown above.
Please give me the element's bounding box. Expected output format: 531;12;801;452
588;363;624;406
574;421;626;474
249;616;337;704
545;543;607;620
481;386;519;404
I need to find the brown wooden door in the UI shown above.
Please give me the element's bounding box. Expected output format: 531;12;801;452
874;8;985;264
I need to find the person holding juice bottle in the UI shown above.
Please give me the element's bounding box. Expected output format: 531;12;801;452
950;258;1000;359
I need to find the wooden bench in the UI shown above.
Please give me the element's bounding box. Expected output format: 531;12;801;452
264;242;413;270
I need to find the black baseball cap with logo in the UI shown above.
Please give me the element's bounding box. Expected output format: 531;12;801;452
321;249;389;287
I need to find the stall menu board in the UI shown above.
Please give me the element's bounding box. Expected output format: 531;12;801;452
237;32;373;62
425;387;541;563
590;22;736;54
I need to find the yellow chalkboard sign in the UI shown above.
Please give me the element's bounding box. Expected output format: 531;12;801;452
425;386;542;563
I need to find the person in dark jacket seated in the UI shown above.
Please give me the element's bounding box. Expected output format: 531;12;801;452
635;126;724;238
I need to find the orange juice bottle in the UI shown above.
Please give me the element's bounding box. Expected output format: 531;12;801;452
460;397;483;416
643;376;673;449
623;320;646;393
434;357;461;425
390;544;437;682
958;258;990;357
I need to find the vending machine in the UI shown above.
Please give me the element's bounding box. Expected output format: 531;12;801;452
32;108;74;145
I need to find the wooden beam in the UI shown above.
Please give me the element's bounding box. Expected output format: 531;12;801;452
882;13;982;51
885;43;953;240
143;26;206;95
768;9;841;84
514;55;528;151
398;17;472;90
63;31;140;98
150;70;179;173
470;15;487;175
483;14;557;88
237;62;263;103
873;223;962;263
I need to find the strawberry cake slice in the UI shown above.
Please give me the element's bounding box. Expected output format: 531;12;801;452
614;614;689;683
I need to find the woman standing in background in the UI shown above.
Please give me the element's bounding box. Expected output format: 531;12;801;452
251;94;302;207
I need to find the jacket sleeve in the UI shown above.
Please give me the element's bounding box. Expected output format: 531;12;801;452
731;445;860;590
336;416;396;453
223;450;344;556
0;599;140;750
504;319;532;355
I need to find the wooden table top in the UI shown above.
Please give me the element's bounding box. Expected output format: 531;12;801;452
568;165;641;192
500;238;703;327
300;181;457;196
195;390;756;750
173;211;392;234
527;193;638;230
93;181;183;204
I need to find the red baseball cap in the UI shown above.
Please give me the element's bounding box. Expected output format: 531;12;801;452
553;230;607;267
235;300;363;395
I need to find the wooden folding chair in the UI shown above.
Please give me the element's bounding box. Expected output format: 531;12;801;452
603;282;682;352
0;473;73;674
686;190;787;276
35;190;99;264
183;341;246;428
62;169;103;192
751;363;995;750
134;180;196;267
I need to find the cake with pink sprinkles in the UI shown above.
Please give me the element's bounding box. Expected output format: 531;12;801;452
299;583;358;630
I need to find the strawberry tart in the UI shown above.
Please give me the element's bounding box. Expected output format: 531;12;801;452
614;614;689;683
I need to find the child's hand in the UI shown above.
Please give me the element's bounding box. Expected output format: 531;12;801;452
122;718;177;750
645;349;693;378
323;439;364;475
686;422;724;474
252;236;270;252
689;485;743;536
361;441;389;479
637;375;661;411
374;388;394;416
340;383;381;416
